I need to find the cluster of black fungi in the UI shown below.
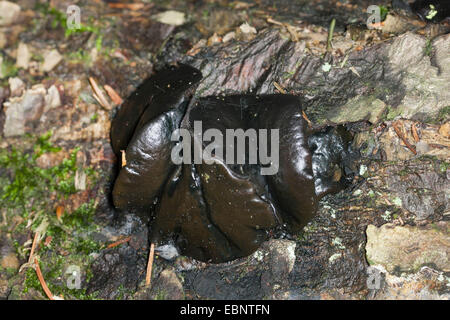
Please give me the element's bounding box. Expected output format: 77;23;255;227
111;64;355;263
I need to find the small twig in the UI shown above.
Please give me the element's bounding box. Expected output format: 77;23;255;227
393;121;417;155
104;85;123;105
28;232;40;263
145;243;155;287
349;66;361;77
107;3;145;10
273;81;286;94
34;258;55;300
284;24;299;42
107;236;131;249
266;17;283;26
302;110;312;127
411;123;420;143
428;143;446;149
89;77;112;110
327;18;336;51
340;54;349;68
56;205;64;222
92;93;102;106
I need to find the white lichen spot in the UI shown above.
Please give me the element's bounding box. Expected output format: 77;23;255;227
359;164;368;176
329;253;342;263
154;10;186;26
239;22;257;34
321;62;332;72
381;210;391;221
253;250;265;262
392;197;402;207
285;242;297;273
323;205;336;218
332;237;345;249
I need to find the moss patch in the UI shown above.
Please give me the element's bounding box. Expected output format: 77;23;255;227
0;133;103;299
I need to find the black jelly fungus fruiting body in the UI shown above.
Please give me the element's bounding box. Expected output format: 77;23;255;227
111;63;201;217
111;64;352;263
110;63;202;155
308;125;355;198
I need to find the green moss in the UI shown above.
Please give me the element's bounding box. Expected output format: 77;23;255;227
417;154;439;162
385;106;401;121
1;55;18;79
439;161;449;173
31;53;44;62
424;38;433;57
1;267;18;278
397;167;410;176
437;106;450;122
115;284;135;300
23;268;42;295
366;257;376;266
66;49;92;64
90;113;99;123
1;132;103;300
0;132;81;211
24;202;102;299
23;259;98;300
154;289;167;300
379;6;389;21
63;201;96;229
35;3;104;52
282;70;296;79
201;9;209;20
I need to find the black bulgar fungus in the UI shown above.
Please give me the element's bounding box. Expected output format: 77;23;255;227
111;64;202;215
186;94;317;233
110;63;202;154
111;64;355;263
308;125;355;198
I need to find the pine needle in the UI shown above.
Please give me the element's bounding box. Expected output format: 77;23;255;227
34;257;55;300
28;232;40;263
411;123;420;143
302;110;312;127
273;81;286;94
107;236;131;249
393;121;417;155
121;150;126;167
89;77;112;110
104;85;123;105
145;243;155;287
327;18;336;51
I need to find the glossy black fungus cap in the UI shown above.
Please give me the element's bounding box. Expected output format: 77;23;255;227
186;95;317;233
111;65;350;263
111;63;201;214
110;63;202;155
